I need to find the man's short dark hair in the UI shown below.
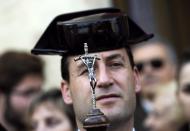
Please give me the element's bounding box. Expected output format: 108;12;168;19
0;51;44;94
61;46;135;82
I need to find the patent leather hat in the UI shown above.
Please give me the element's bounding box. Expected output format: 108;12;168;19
31;8;153;56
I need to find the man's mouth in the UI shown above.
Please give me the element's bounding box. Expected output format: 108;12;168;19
96;94;121;102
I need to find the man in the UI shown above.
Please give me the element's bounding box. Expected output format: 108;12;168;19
31;8;153;131
132;40;177;131
0;51;44;131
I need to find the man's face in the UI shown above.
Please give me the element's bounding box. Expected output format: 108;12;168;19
61;48;140;127
5;74;43;128
133;43;175;96
178;63;190;121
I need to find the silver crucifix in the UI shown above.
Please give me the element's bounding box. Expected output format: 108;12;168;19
74;43;100;109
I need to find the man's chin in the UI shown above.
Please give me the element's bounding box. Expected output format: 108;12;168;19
99;105;125;119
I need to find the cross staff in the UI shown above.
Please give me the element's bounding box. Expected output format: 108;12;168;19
74;43;100;109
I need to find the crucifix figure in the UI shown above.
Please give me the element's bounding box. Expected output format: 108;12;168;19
74;43;100;109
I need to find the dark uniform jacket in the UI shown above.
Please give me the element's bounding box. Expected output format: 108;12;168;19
0;124;7;131
134;94;149;131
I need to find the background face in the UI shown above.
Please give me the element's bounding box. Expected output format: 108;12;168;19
145;96;177;131
10;74;43;115
64;48;138;127
133;43;175;96
178;63;190;121
145;111;174;131
4;74;43;127
30;102;73;131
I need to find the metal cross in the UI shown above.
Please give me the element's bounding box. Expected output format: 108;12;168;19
74;43;100;109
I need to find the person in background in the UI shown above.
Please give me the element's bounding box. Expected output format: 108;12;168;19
27;88;76;131
132;39;177;131
0;51;44;131
133;39;177;104
145;85;185;131
176;50;190;130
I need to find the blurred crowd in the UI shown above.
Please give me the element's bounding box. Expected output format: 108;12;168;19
0;37;190;131
0;51;76;131
133;38;190;131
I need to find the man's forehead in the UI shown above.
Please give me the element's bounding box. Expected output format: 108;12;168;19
15;76;42;89
134;44;169;61
68;48;127;63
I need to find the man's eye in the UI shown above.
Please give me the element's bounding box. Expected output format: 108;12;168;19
79;69;88;76
182;84;190;94
109;62;123;68
46;118;61;127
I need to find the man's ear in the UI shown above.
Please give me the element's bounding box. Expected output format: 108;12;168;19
61;80;73;104
133;66;141;93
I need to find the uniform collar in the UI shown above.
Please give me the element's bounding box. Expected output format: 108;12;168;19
77;128;135;131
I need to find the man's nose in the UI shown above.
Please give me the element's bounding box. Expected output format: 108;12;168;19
96;66;113;88
143;64;154;74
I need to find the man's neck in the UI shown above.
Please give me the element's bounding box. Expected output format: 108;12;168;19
108;117;134;131
77;117;134;131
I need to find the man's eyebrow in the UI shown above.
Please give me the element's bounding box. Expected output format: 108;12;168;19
105;53;124;61
75;53;124;69
75;60;86;70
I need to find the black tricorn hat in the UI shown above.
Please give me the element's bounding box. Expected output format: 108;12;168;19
31;8;153;56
